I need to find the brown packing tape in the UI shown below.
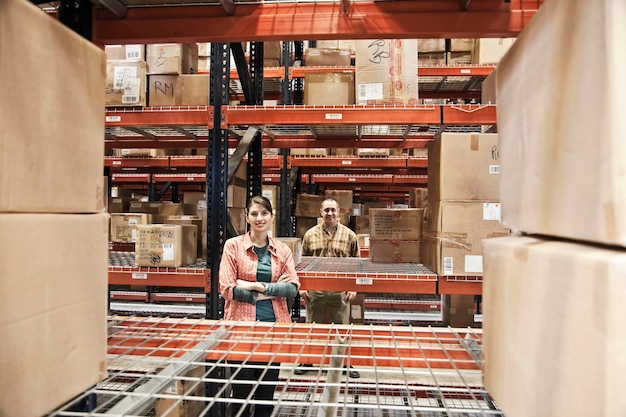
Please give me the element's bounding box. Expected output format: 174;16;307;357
486;231;511;239
470;133;479;151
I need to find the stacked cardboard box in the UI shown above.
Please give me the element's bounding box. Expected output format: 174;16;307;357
145;43;204;107
295;194;324;238
1;1;109;415
148;74;209;107
483;1;626;416
421;132;508;327
104;42;147;107
135;224;198;267
315;40;356;55
105;58;148;107
263;41;282;67
197;42;210;72
355;39;418;105
303;47;355;106
369;208;423;263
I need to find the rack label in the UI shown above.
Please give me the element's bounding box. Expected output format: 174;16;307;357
132;273;148;279
356;278;373;285
342;160;352;165
105;116;121;122
325;113;343;120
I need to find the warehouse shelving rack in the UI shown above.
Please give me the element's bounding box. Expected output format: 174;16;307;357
33;0;546;414
48;316;499;416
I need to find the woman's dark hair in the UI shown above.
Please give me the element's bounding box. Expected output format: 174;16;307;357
247;195;273;213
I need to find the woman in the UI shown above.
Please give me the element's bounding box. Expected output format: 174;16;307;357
219;195;300;417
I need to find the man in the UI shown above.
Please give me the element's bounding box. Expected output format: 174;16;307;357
296;198;361;378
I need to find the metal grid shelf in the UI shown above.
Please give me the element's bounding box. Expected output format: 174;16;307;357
108;252;210;290
49;316;500;417
296;257;438;294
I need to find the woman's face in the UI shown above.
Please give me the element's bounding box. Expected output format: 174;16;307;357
246;203;273;233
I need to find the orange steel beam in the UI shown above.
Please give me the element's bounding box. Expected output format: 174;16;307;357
153;173;207;183
108;267;211;291
110;173;151;183
222;105;441;127
107;318;481;369
105;107;213;128
393;175;429;185
298;271;437;294
291;155;408;168
104;156;170;168
438;276;483;295
406;157;429;168
93;1;536;45
442;104;497;125
256;136;435;149
311;174;394;184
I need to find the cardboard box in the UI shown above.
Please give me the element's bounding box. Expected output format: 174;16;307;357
296;217;317;238
427;133;500;202
363;202;388;215
130;201;161;215
369;239;421;263
146;43;199;75
418;39;445;53
497;0;626;247
354;215;370;234
356;233;370;249
154;365;206;417
148;74;209;107
135;224;184;267
167;215;203;259
421;201;509;275
418;52;447;67
349;294;365;324
228;207;247;235
275;237;303;267
481;68;497;104
450;38;475;52
227;184;247;208
482;235;626;417
105;44;145;61
314;40;356;54
409;188;429;208
262;185;279;212
357;148;389;157
295;194;324;218
263;41;282;67
1;0;106;214
472;38;515;64
105;59;148;107
369;208;423;240
304;72;355;105
447;51;472;65
441;294;475;327
110;213;150;243
0;213;109;417
355;39;418;105
324;189;353;215
114;148;164;157
305;48;351;66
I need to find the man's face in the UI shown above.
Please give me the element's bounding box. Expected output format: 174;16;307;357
320;202;339;227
